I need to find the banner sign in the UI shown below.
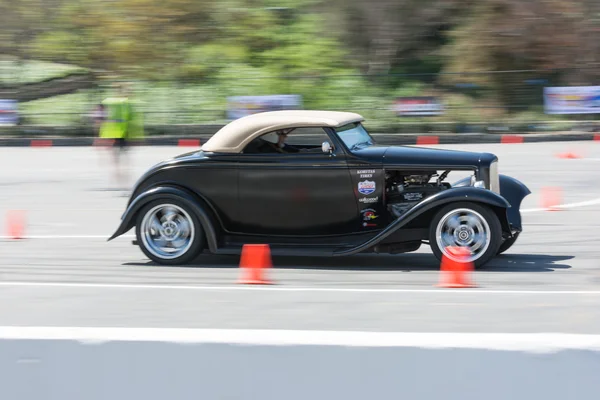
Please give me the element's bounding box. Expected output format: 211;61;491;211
394;97;444;116
226;95;303;120
0;99;18;126
544;86;600;114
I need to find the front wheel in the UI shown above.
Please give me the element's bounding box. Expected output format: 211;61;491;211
429;202;503;269
135;199;204;265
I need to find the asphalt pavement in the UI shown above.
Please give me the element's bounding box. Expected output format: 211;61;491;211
0;142;599;333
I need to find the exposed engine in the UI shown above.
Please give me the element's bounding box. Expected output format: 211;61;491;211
385;170;451;218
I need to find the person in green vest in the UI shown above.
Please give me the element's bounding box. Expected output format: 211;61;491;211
99;84;144;190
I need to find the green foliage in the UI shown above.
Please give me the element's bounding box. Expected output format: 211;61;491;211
7;0;600;130
392;82;428;98
19;92;90;125
0;58;88;85
178;43;249;81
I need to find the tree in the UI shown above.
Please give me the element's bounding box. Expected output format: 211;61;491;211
324;0;464;76
27;0;221;75
440;0;600;108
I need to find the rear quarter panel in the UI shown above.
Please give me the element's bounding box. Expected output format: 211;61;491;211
133;157;238;232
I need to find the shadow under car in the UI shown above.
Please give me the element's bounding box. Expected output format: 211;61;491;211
124;253;573;273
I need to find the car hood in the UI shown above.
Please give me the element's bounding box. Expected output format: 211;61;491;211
352;145;497;168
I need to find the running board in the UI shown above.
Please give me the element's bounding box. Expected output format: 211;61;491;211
210;246;339;257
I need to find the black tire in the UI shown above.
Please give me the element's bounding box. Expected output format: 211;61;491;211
429;201;503;269
135;198;204;265
497;233;519;255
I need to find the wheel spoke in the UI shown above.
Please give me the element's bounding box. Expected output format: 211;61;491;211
470;233;485;252
154;236;170;248
446;215;461;230
178;219;191;237
162;207;178;222
170;237;188;248
150;215;162;234
441;232;455;247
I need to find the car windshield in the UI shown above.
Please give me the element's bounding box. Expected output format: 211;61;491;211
335;122;376;151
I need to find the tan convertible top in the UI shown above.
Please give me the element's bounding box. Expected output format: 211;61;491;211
200;110;364;153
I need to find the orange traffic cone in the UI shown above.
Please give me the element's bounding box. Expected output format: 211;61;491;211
436;246;476;288
6;210;26;239
556;151;582;159
237;244;273;284
540;187;562;211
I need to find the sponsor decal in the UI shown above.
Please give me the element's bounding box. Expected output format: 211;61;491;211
356;169;376;178
361;208;379;221
358;180;376;195
402;192;424;201
360;208;379;228
359;197;379;204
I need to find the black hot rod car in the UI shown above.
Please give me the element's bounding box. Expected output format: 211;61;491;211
109;110;530;268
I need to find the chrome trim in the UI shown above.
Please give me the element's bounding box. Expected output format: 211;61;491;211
489;161;500;194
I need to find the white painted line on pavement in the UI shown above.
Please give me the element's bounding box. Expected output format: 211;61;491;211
1;281;600;295
521;196;600;213
1;326;600;353
0;234;135;240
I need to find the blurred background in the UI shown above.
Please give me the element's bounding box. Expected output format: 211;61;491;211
2;4;600;395
2;0;600;135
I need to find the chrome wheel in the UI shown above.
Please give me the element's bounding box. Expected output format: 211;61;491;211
140;204;195;260
435;208;491;263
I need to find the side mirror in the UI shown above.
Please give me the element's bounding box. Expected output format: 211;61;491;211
322;141;333;155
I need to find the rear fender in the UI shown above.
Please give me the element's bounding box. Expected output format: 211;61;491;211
453;174;530;231
107;185;219;252
334;186;510;256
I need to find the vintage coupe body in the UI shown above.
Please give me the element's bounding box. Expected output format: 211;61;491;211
109;110;530;268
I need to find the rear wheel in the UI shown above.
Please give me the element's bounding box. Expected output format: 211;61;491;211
429;202;502;269
135;199;204;265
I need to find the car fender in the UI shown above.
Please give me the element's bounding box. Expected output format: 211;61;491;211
334;187;510;256
453;174;530;231
107;185;219;252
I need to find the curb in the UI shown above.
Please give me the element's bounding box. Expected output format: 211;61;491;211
1;133;599;147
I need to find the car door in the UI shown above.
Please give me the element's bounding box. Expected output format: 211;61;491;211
233;127;358;236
